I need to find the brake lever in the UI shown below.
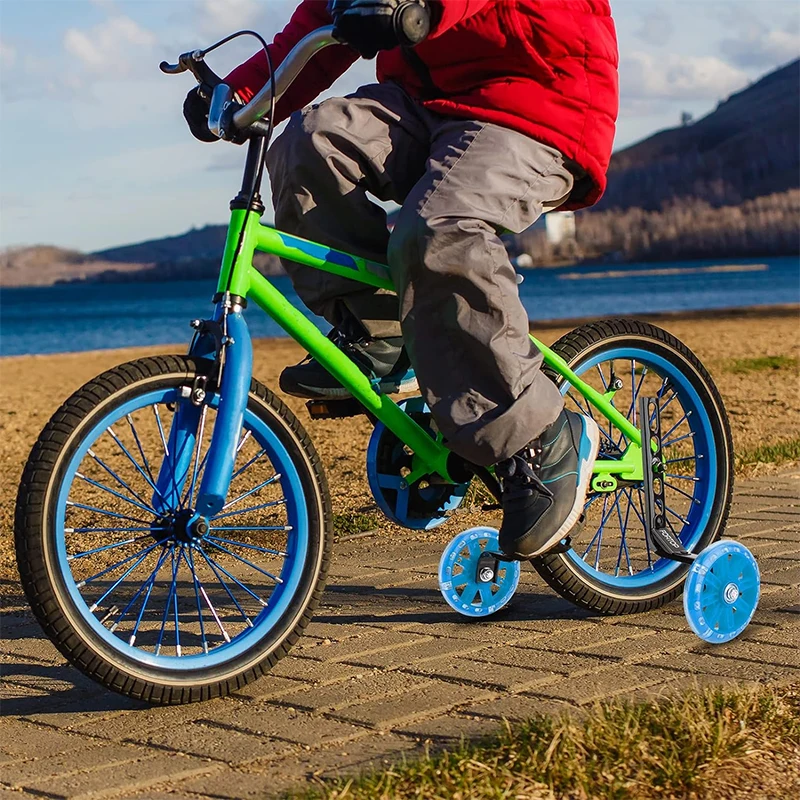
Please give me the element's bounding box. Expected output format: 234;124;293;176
159;50;223;98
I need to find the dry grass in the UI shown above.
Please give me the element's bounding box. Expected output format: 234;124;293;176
292;685;800;800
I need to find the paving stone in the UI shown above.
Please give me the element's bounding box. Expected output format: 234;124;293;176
394;713;509;744
172;764;298;799
695;639;800;669
468;645;612;677
126;719;295;763
528;665;675;705
458;694;585;723
646;652;800;683
21;752;212;799
200;702;369;749
292;629;429;663
577;627;699;661
329;679;496;729
0;719;98;759
267;655;364;685
268;670;432;713
343;634;489;670
7;741;154;786
402;656;561;693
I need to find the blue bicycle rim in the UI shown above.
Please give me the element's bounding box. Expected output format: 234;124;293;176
560;347;717;589
55;387;310;671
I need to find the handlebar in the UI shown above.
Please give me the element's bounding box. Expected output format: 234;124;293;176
160;27;338;138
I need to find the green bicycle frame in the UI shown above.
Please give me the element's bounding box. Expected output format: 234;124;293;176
218;207;644;485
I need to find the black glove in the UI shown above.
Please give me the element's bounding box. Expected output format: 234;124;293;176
328;0;432;59
183;87;217;143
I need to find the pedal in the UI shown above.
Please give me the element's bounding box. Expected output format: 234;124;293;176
306;397;371;420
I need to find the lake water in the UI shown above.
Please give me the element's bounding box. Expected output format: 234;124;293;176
1;256;798;356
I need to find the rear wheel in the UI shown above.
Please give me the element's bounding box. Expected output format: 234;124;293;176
15;355;331;704
534;320;733;615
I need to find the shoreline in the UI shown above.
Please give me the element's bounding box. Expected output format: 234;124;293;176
2;303;797;361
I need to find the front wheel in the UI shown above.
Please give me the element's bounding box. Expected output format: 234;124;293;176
15;355;332;704
535;320;733;615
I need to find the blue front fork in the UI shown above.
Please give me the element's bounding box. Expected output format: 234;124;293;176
152;304;253;518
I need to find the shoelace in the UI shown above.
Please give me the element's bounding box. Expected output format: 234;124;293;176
495;442;544;500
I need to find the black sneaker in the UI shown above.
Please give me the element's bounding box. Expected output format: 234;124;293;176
496;408;600;559
279;327;418;400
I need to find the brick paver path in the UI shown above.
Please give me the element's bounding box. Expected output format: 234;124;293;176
2;469;799;799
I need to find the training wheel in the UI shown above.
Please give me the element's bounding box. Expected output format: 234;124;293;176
438;527;520;618
683;540;760;644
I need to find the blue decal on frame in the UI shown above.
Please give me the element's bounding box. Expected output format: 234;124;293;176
277;234;359;270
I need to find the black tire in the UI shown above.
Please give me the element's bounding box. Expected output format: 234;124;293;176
534;319;733;615
15;355;332;704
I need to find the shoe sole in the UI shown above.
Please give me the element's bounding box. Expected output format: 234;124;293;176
529;415;601;558
284;375;420;400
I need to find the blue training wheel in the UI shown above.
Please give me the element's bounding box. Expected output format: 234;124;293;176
438;527;520;618
683;540;760;644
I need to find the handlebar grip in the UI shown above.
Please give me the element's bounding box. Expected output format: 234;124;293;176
395;3;431;47
159;60;187;75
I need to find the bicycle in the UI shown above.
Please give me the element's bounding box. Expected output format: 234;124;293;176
15;27;761;705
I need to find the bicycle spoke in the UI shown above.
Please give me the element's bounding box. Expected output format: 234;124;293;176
126;413;160;491
75;472;156;516
187;547;230;645
196;547;255;625
66;501;149;525
663;480;700;504
592;493;622;570
663;503;690;526
105;425;165;504
213;499;287;521
76;537;169;588
220;475;282;512
155;548;179;656
65;526;168;534
108;545;171;633
665;473;700;482
581;494;610;561
209;526;291;533
197;546;268;607
631;489;653;570
182;548;208;653
205;535;288;557
661;411;691;443
205;540;283;584
231;447;267;482
153;405;182;509
665;455;698;465
662;431;696;449
184;405;208;509
614;491;634;576
173;546;184;656
127;545;172;645
68;533;155;561
85;448;153;509
596;363;609;391
88;544;160;613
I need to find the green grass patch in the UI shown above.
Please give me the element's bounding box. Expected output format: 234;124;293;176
292;685;800;800
724;355;798;374
332;511;379;537
737;437;800;468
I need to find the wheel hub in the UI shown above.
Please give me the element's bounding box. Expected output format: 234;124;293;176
723;582;739;604
156;509;209;545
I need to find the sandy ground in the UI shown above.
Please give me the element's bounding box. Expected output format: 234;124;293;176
1;308;798;588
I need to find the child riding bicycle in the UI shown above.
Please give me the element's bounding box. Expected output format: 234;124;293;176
184;0;620;563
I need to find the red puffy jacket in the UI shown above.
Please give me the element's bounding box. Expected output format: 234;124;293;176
226;0;619;209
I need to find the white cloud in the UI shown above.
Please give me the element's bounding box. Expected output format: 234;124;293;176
721;22;800;69
196;0;261;37
64;15;156;75
623;52;748;101
0;39;16;70
635;9;674;47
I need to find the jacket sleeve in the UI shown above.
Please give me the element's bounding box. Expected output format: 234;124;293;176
224;1;358;124
431;0;492;35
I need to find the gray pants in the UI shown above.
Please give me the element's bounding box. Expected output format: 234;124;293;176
267;83;570;466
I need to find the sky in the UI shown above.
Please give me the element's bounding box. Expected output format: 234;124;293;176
0;0;798;253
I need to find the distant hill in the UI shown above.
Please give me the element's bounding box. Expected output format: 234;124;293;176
599;59;800;211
